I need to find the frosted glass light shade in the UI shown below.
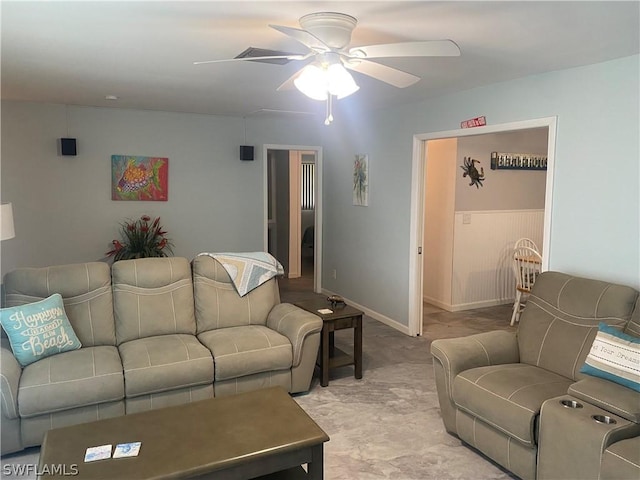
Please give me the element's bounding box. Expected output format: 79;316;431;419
294;65;329;101
327;64;360;99
294;63;359;101
1;203;15;241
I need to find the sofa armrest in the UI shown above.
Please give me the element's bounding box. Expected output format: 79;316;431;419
569;377;640;423
1;338;21;419
267;303;323;367
431;330;519;400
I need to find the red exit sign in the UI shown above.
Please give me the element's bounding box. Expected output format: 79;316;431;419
461;116;486;128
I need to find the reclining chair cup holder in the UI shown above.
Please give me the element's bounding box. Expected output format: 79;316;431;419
560;399;583;409
593;414;617;425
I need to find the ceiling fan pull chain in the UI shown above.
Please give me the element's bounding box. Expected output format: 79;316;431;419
324;94;334;125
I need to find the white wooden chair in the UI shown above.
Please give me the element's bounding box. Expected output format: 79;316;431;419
514;237;540;253
511;245;543;326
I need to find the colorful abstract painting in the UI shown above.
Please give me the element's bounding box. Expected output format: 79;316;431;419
111;155;168;201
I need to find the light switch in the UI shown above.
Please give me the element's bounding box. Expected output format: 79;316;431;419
463;213;472;224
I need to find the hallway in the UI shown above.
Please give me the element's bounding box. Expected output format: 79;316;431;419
278;266;516;339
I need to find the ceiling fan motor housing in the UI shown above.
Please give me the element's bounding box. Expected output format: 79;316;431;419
299;12;357;49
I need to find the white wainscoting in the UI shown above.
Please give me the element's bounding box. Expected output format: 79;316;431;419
446;209;544;311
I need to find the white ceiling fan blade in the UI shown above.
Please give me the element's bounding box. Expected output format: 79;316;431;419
269;24;330;53
344;60;420;88
276;71;302;91
349;40;460;59
194;54;308;65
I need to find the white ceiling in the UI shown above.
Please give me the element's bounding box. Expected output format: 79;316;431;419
2;1;639;119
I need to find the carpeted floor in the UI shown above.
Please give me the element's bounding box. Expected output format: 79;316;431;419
292;313;516;480
280;268;518;480
0;270;518;480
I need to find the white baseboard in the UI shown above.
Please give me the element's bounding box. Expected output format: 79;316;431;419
322;288;411;336
422;296;454;312
423;295;513;312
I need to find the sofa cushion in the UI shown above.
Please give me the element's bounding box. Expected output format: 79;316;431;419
453;363;573;447
580;322;640;392
192;255;279;333
600;437;640;480
18;346;124;417
119;334;213;397
198;325;292;381
1;294;82;367
3;262;116;347
112;257;196;344
517;272;638;380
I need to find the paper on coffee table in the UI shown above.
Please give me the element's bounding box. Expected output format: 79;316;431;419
113;442;142;458
84;444;112;462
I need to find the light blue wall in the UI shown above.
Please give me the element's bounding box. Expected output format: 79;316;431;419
0;103;323;276
321;55;639;326
2;55;638;331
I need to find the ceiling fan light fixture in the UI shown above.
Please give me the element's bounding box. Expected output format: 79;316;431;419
294;64;328;101
196;11;462;125
327;63;359;99
294;63;359;101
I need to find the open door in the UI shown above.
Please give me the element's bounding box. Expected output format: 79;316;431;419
265;145;323;293
288;151;302;278
287;150;318;279
408;117;557;336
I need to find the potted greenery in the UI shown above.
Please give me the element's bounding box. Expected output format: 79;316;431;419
106;215;173;261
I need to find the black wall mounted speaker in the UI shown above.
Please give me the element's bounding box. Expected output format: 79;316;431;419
239;145;254;161
60;138;77;156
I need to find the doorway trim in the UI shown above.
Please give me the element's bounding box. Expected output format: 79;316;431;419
263;144;323;293
408;117;557;336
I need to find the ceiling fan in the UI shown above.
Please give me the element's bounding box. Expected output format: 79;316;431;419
195;12;460;123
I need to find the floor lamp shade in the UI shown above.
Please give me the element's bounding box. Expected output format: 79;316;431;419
1;203;15;240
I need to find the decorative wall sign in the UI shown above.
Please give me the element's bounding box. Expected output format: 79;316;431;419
353;154;368;206
491;152;547;170
460;157;485;188
111;155;168;201
461;116;486;128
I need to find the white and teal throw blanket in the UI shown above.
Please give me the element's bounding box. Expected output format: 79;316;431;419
197;252;284;297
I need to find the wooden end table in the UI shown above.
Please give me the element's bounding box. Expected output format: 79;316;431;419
295;298;363;387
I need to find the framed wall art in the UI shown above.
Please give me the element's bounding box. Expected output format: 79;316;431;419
111;155;168;201
353;154;369;207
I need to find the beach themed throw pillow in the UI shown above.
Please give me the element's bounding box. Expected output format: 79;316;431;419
0;294;82;367
580;322;640;392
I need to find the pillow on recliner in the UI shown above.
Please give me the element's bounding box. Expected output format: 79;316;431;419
580;322;640;392
0;293;82;367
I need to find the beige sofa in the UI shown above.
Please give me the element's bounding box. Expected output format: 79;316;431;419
431;271;640;480
1;256;322;455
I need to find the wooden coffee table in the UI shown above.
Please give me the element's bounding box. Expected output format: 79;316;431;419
295;298;363;387
37;387;329;479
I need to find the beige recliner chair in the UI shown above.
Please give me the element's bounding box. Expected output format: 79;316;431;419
192;255;322;396
431;271;640;480
112;256;215;413
1;262;124;454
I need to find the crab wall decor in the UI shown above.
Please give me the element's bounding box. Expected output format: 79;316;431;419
460;157;485;188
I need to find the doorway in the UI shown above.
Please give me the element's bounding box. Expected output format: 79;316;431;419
264;144;323;294
408;117;557;336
